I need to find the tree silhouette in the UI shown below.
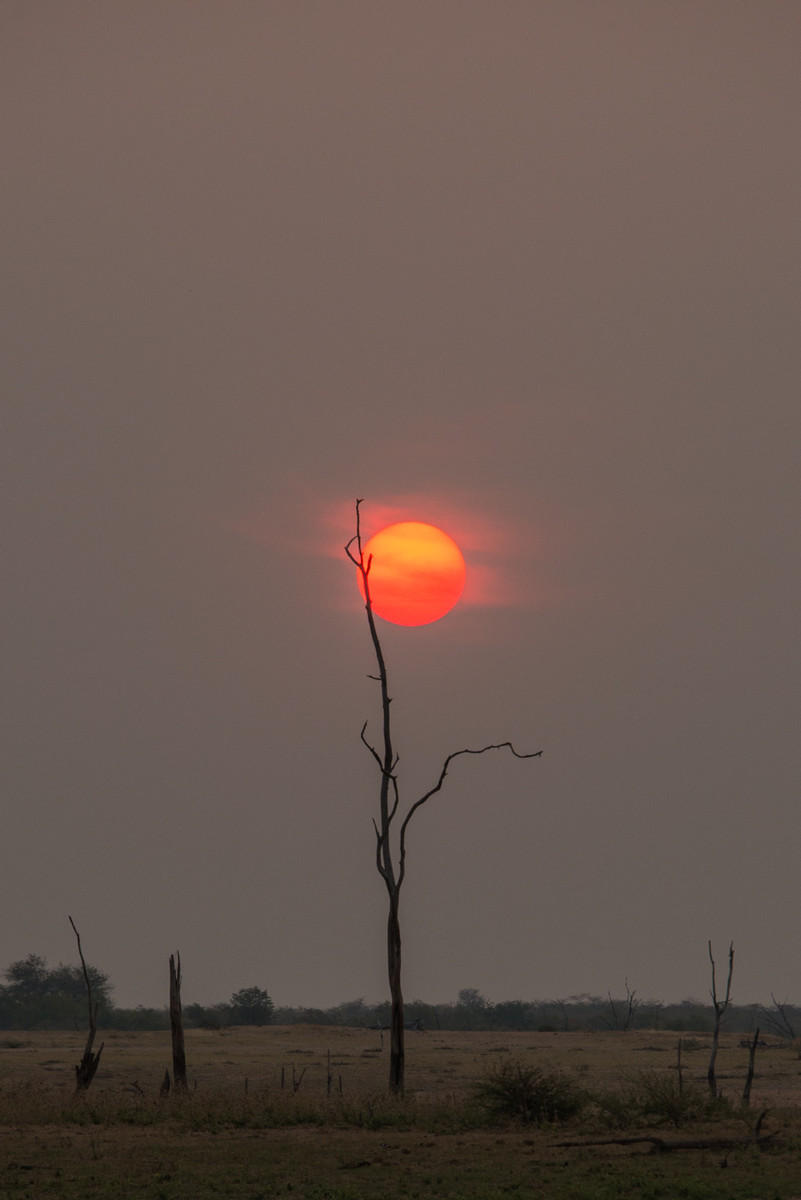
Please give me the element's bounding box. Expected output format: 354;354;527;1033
230;986;274;1025
68;916;104;1092
346;498;541;1092
707;939;734;1096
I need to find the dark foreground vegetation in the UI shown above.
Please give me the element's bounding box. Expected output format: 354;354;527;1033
2;957;799;1040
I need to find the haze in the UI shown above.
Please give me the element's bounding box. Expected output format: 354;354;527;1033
2;3;798;1012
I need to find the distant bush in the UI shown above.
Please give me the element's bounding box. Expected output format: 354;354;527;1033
104;1006;169;1031
473;1060;585;1125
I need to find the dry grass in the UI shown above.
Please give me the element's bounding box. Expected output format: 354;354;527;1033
2;1028;801;1198
2;1025;798;1107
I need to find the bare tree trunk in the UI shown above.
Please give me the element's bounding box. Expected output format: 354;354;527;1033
68;915;104;1092
623;978;638;1032
742;1027;760;1107
387;897;404;1092
707;940;734;1097
345;499;541;1094
169;952;188;1092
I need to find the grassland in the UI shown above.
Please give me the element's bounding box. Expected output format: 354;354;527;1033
2;1026;800;1198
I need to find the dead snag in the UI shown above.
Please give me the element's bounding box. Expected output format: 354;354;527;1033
169;952;188;1091
68;915;104;1092
623;978;639;1031
742;1026;760;1106
607;978;639;1031
762;993;796;1041
345;498;541;1093
707;939;734;1096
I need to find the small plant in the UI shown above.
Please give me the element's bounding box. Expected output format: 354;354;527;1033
473;1060;584;1124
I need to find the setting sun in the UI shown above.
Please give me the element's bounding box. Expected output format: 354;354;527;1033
357;522;466;626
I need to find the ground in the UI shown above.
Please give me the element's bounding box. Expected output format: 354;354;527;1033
1;1027;800;1198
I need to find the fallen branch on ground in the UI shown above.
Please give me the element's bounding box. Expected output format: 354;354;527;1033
554;1123;776;1155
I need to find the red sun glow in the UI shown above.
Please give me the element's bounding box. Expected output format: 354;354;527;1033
357;522;466;626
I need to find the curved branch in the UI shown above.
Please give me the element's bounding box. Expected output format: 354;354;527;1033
397;742;542;887
362;725;401;828
360;722;384;771
372;818;389;883
372;819;396;897
68;915;95;1026
387;774;400;824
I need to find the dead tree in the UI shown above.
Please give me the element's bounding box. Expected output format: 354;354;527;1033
622;978;639;1031
607;978;639;1031
169;952;188;1092
345;498;541;1093
68;915;104;1092
707;939;734;1096
761;993;796;1041
742;1026;760;1106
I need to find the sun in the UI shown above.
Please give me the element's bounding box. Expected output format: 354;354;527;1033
357;522;466;626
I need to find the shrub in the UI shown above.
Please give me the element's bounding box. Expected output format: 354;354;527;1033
473;1060;585;1124
594;1070;729;1129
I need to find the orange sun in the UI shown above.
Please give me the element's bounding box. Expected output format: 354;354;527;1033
357;522;466;626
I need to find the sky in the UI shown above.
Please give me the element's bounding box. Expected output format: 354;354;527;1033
2;2;799;1012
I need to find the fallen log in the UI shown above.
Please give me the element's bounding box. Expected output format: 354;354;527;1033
554;1129;776;1155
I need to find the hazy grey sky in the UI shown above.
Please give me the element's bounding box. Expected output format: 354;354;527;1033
3;3;799;1010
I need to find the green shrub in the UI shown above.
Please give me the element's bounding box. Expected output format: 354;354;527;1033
473;1060;585;1124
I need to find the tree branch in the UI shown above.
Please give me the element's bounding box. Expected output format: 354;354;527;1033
554;1129;777;1153
360;722;384;771
387;774;400;824
372;818;390;884
398;742;542;886
68;915;96;1029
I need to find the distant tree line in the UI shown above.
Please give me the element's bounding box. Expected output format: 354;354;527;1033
0;956;273;1031
270;989;799;1038
2;959;797;1037
0;955;114;1029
